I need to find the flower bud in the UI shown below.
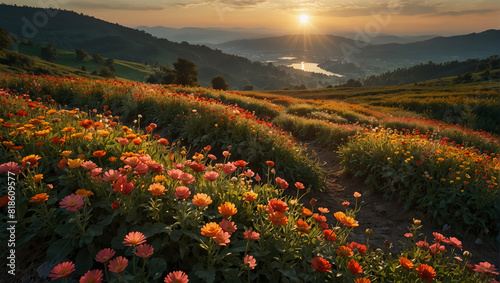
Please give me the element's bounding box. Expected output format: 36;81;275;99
365;228;373;237
463;251;471;258
310;198;317;206
413;218;421;225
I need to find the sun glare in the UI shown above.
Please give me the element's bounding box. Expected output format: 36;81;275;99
299;14;309;24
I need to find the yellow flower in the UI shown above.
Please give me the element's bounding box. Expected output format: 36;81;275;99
60;150;72;157
154;175;167;183
97;130;110;138
67;158;84;169
33;174;43;182
33;129;51;137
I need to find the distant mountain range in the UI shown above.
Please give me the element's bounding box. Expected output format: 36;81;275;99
0;4;336;90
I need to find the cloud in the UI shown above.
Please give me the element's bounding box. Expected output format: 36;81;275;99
437;8;499;16
66;1;165;11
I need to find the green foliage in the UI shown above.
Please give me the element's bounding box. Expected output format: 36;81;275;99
211;75;229;91
0;27;11;50
92;53;104;64
3;51;35;68
75;48;90;61
40;43;57;62
173;57;200;87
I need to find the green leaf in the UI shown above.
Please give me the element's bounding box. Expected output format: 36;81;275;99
46;238;74;263
75;248;95;275
195;267;216;283
142;222;168;238
148;258;167;280
280;268;299;281
169;229;183;241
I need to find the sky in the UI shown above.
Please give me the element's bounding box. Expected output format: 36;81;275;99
4;0;500;35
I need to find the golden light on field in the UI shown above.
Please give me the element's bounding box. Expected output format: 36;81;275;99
299;14;309;24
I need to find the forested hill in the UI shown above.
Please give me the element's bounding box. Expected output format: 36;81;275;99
362;56;499;86
0;4;333;90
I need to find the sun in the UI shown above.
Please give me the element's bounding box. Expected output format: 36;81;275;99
299;14;309;24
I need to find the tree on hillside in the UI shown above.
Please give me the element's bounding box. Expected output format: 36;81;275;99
146;64;175;85
92;53;104;64
211;75;229;90
41;43;57;62
0;27;12;50
75;48;90;61
173;57;199;87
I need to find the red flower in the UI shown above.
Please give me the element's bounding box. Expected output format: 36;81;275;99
266;199;289;213
472;262;499;276
233;160;247;168
111;201;120;210
322;229;336;242
311;257;331;273
95;248;115;263
346;242;367;255
80;269;103;283
294;219;311;235
164;271;189;283
313;213;326;224
348;259;363;275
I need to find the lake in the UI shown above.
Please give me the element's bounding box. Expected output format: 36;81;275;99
288;62;344;77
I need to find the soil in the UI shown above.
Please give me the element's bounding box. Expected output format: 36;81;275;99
297;143;499;266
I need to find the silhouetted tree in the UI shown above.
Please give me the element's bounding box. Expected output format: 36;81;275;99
99;66;114;78
173;57;199;86
41;43;57;62
0;27;11;50
243;85;255;91
75;48;90;61
92;53;104;64
211;75;229;90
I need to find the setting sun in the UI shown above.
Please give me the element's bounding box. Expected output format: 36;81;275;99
299;14;309;24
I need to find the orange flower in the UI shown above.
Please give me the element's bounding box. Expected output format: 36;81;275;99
294;219;311;235
201;222;222;237
60;150;72;157
61;127;75;133
242;191;258;203
79;119;93;129
132;138;142;145
30;193;49;203
334;211;359;227
399;257;414;270
348;259;363;275
33;174;43;182
318;207;330;214
267;199;289;212
416;264;436;282
310;257;331;273
93;150;106;158
20;154;41;167
218;202;237;217
148;183;166;196
269;211;288;225
192;193;212;207
336;246;354;257
67;158;84;169
266;161;274;167
75;189;94;198
123;231;147;246
301;207;312;216
322;229;337;242
354;279;371;283
354;192;361;198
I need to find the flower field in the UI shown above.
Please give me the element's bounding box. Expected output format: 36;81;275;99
0;74;499;282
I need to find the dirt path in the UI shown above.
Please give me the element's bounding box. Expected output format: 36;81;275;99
296;143;499;266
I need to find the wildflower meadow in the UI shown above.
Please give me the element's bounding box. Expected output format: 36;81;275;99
0;74;498;282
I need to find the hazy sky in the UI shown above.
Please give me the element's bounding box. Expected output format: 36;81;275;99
5;0;500;35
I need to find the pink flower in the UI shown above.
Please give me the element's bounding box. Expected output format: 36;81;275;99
95;248;115;263
204;171;219;181
430;243;447;255
81;161;97;170
342;201;350;207
442;237;462;249
222;150;230;157
147;161;164;173
80;269;103;283
175;186;191;199
123;231;147;246
472;262;499;276
255;173;261;182
243;231;260;241
90;167;102;177
133;162;149;175
117;138;129;145
103;169;120;183
433;232;446;243
223;162;237;174
180;172;195;185
244;169;255;178
213;231;231;246
59;194;84;212
275;177;289;190
123;156;140;167
164;271;189;283
219;219;237;235
49;261;75;280
208;154;217;160
404;233;413;238
167;169;183;180
174;163;185;170
416;241;429;250
108;256;128;273
136;244;154;258
0;161;21;174
244;255;257;270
